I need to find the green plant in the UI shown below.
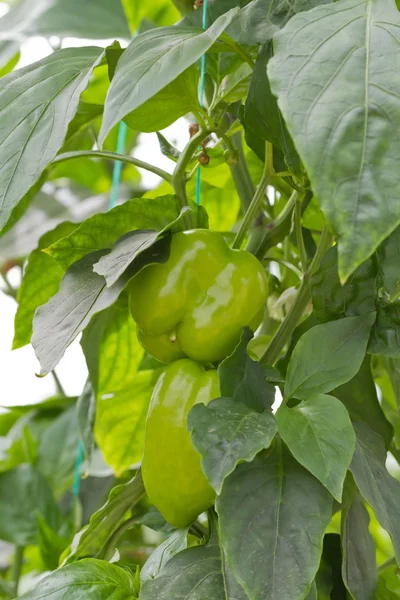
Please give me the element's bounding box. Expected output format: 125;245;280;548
0;0;400;598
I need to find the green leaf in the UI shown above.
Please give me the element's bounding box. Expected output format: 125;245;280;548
156;132;181;162
140;529;188;585
369;304;400;358
81;306;144;397
47;195;205;271
350;423;400;564
0;41;19;78
64;470;145;563
284;314;376;401
0;464;61;546
76;380;96;464
188;397;277;494
124;66;200;133
95;370;160;476
218;328;275;412
13;221;76;349
375;576;400;599
268;0;400;281
276;394;355;501
36;512;71;571
310;246;376;323
341;478;377;600
0;0;130;40
0;47;103;233
216;62;252;104
376;227;400;300
36;406;80;493
99;9;238;144
185;180;241;231
217;441;333;600
19;559;137;599
242;43;300;176
334;357;393;450
93;207;196;287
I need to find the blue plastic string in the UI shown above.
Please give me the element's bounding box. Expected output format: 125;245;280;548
195;0;208;205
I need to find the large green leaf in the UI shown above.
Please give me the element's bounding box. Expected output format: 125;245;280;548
47;196;204;271
64;470;145;563
276;394;355;501
0;0;130;40
95;370;159;475
284;314;376;401
0;464;61;546
99;9;238;144
13;221;76;349
188;397;277;494
334;357;393;449
81;306;144;397
350;423;400;564
218;328;275;412
0;47;103;233
268;0;400;281
19;559;137;599
217;441;332;600
140;529;188;585
341;479;377;600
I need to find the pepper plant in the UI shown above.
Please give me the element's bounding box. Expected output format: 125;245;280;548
0;0;400;598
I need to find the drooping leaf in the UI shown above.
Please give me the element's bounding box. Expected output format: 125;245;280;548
47;195;206;271
276;394;355;501
81;306;144;397
64;470;145;563
0;464;61;546
13;221;76;349
95;370;160;476
0;0;130;40
18;559;137;600
334;357;393;450
284;314;376;401
0;47;103;233
99;9;238;144
341;477;377;600
218;328;275;412
310;246;376;322
156;132;181;162
217;441;332;600
188;397;277;494
140;529;188;585
268;0;400;281
350;423;400;563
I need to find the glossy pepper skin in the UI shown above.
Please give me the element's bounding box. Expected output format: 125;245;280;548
142;359;219;528
128;229;268;364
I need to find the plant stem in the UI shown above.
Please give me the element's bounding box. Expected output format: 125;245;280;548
52;369;67;397
11;546;24;597
254;190;298;260
228;131;255;212
377;556;397;573
260;227;332;366
52;150;172;183
189;520;208;539
232;142;272;250
294;193;308;272
0;272;17;299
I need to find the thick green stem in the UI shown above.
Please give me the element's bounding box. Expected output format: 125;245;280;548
52;150;172;183
11;546;24;597
232;142;272;250
294;193;308;272
255;190;298;261
260;227;332;366
189;520;208;539
228;131;255;212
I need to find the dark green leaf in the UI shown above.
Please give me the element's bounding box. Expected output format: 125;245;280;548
77;380;96;464
64;470;145;563
0;47;103;233
0;0;130;40
0;464;61;546
13;221;77;349
276;394;355;501
284;314;376;401
311;246;376;322
369;304;400;357
19;559;137;599
350;423;400;564
268;0;400;281
36;512;71;571
140;529;188;585
341;478;377;600
376;227;400;300
242;43;300;175
334;357;393;450
188;397;277;493
217;441;332;600
218;328;275;412
99;9;238;144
